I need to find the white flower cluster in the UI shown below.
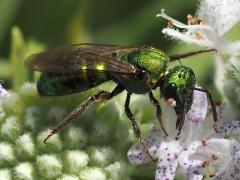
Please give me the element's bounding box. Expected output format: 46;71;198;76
156;0;240;56
0;82;9;98
128;93;240;179
0;83;130;180
157;0;240;94
128;0;240;179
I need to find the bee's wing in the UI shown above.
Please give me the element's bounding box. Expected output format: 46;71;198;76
26;43;151;96
37;71;109;96
25;43;145;74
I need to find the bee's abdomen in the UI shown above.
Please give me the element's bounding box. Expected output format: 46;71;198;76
37;71;109;96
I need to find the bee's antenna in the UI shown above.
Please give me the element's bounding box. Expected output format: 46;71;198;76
168;48;216;62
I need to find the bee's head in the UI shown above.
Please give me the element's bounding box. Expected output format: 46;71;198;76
160;65;196;109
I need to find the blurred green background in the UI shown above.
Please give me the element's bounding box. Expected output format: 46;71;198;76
0;0;220;94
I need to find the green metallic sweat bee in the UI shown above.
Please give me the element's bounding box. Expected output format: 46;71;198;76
25;43;217;161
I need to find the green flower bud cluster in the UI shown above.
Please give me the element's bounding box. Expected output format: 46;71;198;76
0;83;134;180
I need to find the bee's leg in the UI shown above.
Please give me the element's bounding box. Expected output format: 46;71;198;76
193;87;218;131
149;91;168;136
125;92;157;162
44;85;124;143
175;112;185;140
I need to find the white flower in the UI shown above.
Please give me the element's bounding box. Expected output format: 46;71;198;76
179;138;240;180
0;82;9;97
136;1;240;179
156;0;240;56
128;92;240;180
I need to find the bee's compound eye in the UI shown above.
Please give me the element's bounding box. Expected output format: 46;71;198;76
164;83;178;100
167;83;177;91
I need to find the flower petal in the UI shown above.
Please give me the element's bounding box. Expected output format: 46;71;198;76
230;141;240;166
127;128;163;165
193;139;231;158
155;141;181;180
197;0;240;36
158;5;240;53
215;163;240;179
214;141;240;179
213;101;239;135
217;120;240;135
157;9;215;47
179;141;204;180
0;84;9;97
186;89;208;125
216;39;240;56
189;139;239;179
161;27;214;47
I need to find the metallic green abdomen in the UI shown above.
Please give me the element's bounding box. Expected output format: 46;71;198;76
38;71;108;96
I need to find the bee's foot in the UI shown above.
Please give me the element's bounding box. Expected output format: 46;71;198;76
151;157;158;163
213;123;219;133
175;133;181;140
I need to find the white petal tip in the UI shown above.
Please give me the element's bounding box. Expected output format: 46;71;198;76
156;9;165;18
162;28;168;33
